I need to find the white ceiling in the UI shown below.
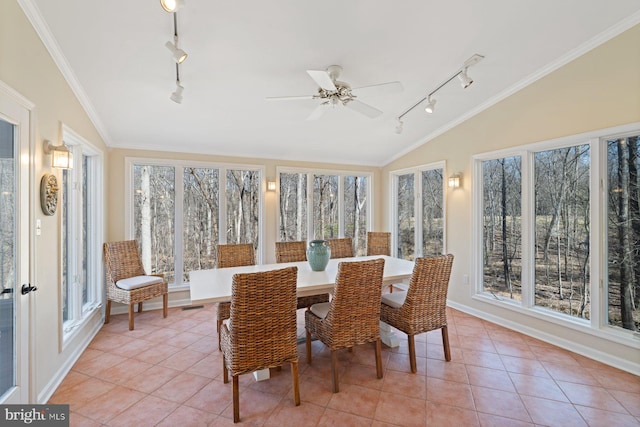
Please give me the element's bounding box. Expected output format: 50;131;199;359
23;0;640;166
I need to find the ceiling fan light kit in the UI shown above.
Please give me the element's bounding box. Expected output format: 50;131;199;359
395;53;484;134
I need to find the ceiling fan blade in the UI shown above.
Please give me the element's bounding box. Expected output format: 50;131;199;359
345;100;383;119
306;70;337;91
265;95;315;101
306;104;326;121
351;81;403;97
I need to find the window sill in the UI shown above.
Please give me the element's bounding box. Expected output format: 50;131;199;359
61;304;102;351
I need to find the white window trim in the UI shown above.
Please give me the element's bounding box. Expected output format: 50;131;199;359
124;157;265;286
59;124;104;348
471;122;640;345
389;160;447;258
275;166;374;243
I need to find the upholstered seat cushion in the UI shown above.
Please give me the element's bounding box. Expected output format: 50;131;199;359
116;275;163;290
381;291;407;308
309;302;331;319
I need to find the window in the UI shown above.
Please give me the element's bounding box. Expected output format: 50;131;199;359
277;168;372;255
126;159;263;286
473;124;639;338
391;162;446;260
61;128;103;339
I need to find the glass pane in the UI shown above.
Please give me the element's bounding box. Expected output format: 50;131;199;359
279;173;307;241
344;176;367;256
82;155;88;305
0;118;15;397
133;165;175;283
313;175;339;240
482;157;522;300
422;169;443;256
61;169;70;321
397;173;414;260
226;170;259;249
607;136;640;331
534;145;590;318
183;167;219;281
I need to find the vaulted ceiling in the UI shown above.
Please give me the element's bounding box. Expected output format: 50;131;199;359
23;0;640;165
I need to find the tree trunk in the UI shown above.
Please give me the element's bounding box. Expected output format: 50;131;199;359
627;136;640;308
501;159;512;298
617;141;636;330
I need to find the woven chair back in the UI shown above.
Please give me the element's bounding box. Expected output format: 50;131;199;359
366;232;391;256
103;240;146;282
217;243;256;268
275;241;307;263
327;238;354;259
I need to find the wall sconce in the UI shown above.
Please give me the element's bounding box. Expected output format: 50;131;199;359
267;181;276;191
43;140;73;169
448;173;462;189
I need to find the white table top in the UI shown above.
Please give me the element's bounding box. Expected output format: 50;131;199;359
189;255;415;304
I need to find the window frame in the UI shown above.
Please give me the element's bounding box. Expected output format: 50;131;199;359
471;122;640;347
124;157;265;288
59;125;104;346
389;161;447;259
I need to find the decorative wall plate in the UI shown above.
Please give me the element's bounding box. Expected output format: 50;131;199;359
40;173;59;215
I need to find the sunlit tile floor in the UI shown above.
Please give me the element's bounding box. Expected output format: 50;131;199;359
49;305;640;426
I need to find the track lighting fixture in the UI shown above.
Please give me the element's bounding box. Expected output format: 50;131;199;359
166;38;187;64
395;54;484;133
170;82;184;104
160;0;184;13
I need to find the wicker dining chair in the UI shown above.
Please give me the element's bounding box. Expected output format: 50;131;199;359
275;241;330;309
216;243;256;350
327;237;354;259
305;258;385;393
103;240;168;331
221;267;300;423
367;231;391;256
380;254;454;373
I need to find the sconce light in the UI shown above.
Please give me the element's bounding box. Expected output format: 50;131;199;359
43;140;73;169
267;181;276;191
448;173;462;189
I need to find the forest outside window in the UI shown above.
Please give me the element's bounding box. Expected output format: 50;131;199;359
127;159;263;287
277;169;371;255
473;125;639;336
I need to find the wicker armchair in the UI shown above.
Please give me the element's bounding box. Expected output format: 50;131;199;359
275;241;330;309
216;243;256;350
221;267;300;423
103;240;168;330
327;238;354;259
367;232;391;256
305;258;385;392
380;255;454;373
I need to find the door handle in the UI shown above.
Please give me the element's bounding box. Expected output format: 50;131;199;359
21;284;37;295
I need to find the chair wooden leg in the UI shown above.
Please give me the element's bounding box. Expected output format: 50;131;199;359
128;304;135;331
306;330;312;364
291;361;300;406
137;302;143;313
218;320;223;351
408;335;417;373
162;293;168;318
232;375;240;423
331;350;339;393
105;300;111;324
442;325;451;361
222;355;228;384
375;339;383;379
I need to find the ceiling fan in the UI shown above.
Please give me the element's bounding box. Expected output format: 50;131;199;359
266;65;403;120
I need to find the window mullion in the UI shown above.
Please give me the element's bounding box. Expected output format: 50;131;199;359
174;166;184;286
521;151;535;308
590;137;604;329
219;168;227;244
415;171;423;258
338;175;345;237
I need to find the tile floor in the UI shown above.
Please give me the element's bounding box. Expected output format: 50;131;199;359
49;305;640;426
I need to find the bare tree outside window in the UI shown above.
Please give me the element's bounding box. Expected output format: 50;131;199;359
344;176;367;255
313;175;339;240
226;170;259;249
607;136;640;332
183;167;219;281
133;165;176;283
422;169;443;256
397;173;415;260
279;173;307;242
482;157;522;300
534;145;590;318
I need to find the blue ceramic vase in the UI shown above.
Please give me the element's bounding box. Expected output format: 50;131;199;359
307;240;331;271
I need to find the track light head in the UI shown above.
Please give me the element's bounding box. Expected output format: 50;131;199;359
395;118;403;134
458;67;473;89
160;0;184;12
170;83;184;104
165;41;187;64
424;96;436;114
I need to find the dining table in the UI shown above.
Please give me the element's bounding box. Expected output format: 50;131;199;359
189;254;415;380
